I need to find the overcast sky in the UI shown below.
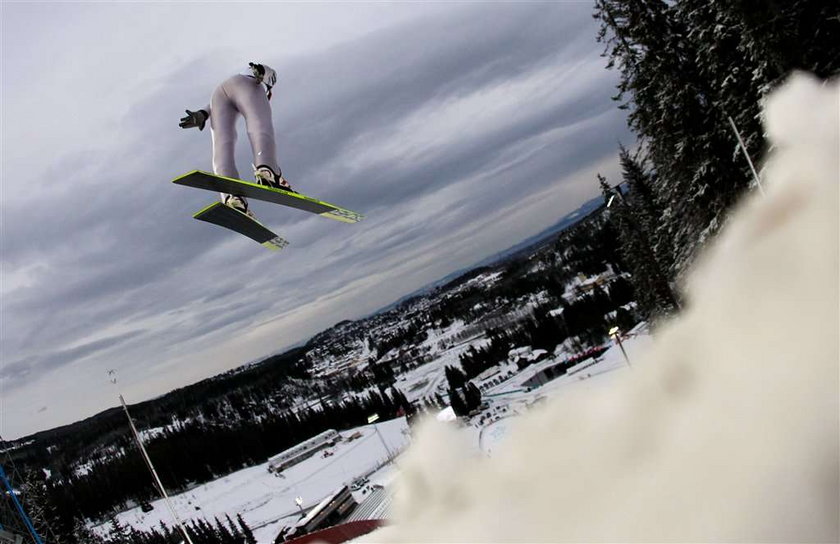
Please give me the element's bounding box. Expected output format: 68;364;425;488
0;2;632;440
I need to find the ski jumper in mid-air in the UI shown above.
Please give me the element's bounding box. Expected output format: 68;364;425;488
179;63;293;217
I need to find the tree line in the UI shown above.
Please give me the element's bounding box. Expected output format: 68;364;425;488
68;512;258;544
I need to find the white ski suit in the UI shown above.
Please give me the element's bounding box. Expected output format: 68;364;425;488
202;71;280;200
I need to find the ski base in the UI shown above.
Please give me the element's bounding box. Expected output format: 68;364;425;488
194;202;288;251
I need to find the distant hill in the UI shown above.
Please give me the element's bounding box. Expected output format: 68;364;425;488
473;194;605;265
377;194;605;313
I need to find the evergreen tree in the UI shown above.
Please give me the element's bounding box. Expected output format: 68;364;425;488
217;515;238;544
595;0;840;277
158;520;175;543
448;387;467;416
615;151;680;312
594;0;744;273
73;516;107;544
107;515;132;544
599;174;674;318
237;513;258;544
14;469;64;542
444;365;467;390
465;382;483;412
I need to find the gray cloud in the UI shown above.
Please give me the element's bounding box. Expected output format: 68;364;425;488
1;330;146;388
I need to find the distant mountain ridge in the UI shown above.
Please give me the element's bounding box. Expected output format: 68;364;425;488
475;193;605;264
376;194;605;313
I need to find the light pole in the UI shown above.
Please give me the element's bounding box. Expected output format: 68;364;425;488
367;414;394;461
727;116;765;195
109;371;195;544
294;496;305;516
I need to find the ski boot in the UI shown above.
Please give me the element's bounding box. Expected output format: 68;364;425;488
254;165;295;192
223;194;256;219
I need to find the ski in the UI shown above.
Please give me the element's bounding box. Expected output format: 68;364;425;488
173;170;364;223
193;201;288;251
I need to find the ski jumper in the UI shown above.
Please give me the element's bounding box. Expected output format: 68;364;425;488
205;73;279;199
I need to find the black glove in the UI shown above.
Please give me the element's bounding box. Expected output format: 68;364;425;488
179;109;208;131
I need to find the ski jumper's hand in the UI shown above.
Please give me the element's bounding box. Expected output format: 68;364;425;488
179;109;209;130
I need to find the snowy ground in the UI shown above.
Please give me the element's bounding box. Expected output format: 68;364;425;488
470;323;652;455
99;417;410;544
105;325;651;544
394;319;490;404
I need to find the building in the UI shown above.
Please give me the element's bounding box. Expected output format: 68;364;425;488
521;361;568;389
282;520;383;544
268;430;340;473
281;483;393;543
345;484;392;522
279;485;358;542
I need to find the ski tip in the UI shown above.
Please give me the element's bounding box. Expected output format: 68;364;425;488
172;170;203;183
263;237;290;251
320;210;365;223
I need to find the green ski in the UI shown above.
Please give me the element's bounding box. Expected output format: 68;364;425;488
173;170;364;223
194;202;288;251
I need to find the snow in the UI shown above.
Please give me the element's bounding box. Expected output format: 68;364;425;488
463;271;503;289
362;75;840;540
478;416;514;456
393;320;490;404
99;417;410;544
139;424;170;441
436;407;457;422
73;460;95;477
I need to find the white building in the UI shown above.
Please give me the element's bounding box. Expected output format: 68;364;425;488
268;429;340;473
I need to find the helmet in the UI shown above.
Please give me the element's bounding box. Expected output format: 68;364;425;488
248;62;277;99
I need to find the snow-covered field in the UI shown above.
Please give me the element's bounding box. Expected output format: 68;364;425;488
394;321;489;404
104;327;651;543
100;417;410;543
470;324;652;454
